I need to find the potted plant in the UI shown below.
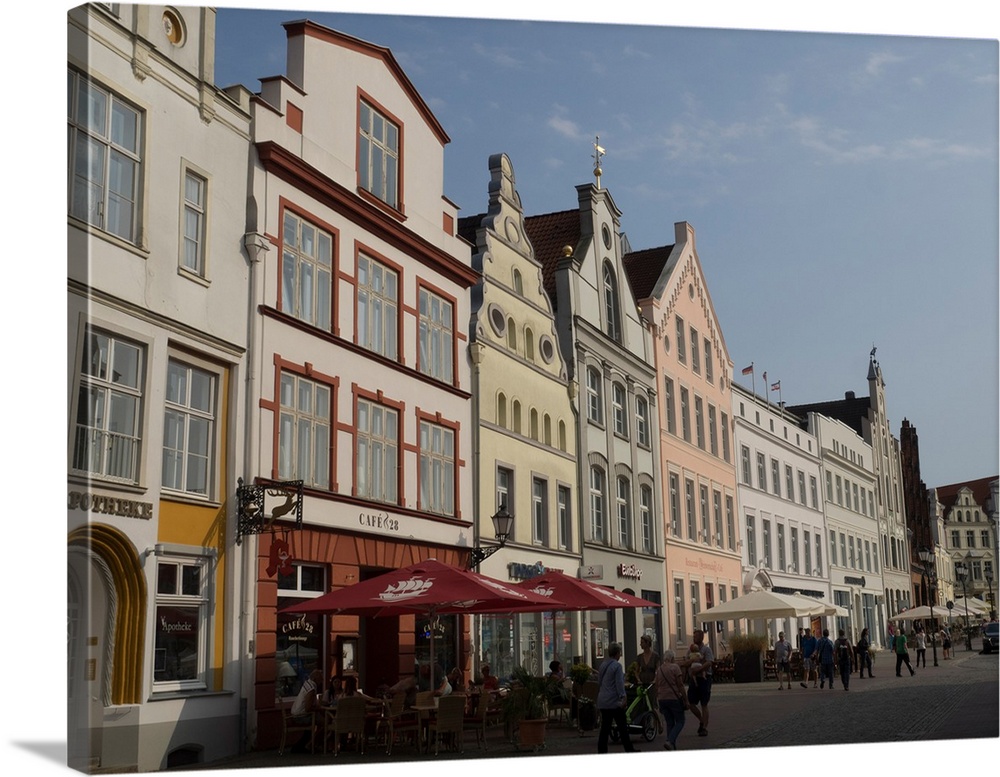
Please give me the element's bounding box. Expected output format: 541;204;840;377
569;663;593;687
728;632;770;683
500;665;552;749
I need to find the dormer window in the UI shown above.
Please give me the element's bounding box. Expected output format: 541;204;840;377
358;99;399;209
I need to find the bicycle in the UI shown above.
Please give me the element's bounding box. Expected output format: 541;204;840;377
608;682;663;743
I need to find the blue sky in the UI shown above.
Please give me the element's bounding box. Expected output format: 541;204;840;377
212;1;999;490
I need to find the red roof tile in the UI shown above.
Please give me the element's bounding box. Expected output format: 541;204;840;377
622;245;674;302
933;475;998;511
524;209;580;306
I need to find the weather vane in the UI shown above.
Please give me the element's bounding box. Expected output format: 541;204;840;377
593;136;605;189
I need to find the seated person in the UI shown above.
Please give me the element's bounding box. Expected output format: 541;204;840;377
322;674;344;706
447;666;464;693
479;664;499;691
547;660;564;680
341;675;377;703
288;669;323;752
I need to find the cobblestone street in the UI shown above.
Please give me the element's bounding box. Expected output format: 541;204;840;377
191;648;997;774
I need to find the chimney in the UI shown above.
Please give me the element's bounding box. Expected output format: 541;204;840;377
845;391;856;400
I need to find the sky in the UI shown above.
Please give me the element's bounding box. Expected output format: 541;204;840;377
207;2;1000;491
4;2;996;776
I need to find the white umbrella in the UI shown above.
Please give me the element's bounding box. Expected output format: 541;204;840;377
785;592;849;618
888;605;949;621
953;597;990;616
695;588;825;620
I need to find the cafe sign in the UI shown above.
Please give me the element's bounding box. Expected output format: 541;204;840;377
617;563;642;581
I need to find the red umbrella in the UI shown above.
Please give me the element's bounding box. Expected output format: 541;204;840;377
516;570;661;611
279;558;556;618
278;559;559;680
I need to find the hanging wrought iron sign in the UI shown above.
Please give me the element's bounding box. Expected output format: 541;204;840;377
236;478;304;543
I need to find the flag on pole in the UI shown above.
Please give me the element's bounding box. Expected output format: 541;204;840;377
741;364;753;375
762;371;767;385
771;380;781;392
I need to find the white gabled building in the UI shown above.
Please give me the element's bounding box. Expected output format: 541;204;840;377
241;20;478;750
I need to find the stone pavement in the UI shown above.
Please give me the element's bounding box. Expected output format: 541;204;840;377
192;649;997;773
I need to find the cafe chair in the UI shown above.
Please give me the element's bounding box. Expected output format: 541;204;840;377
463;691;492;751
427;694;466;755
381;692;419;755
330;696;368;756
278;702;316;756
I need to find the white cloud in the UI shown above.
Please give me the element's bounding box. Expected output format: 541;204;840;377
864;51;906;77
472;42;524;69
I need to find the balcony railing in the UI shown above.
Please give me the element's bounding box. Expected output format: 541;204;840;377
72;425;139;482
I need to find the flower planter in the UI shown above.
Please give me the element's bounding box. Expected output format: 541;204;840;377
577;704;597;731
517;718;548;749
733;650;764;683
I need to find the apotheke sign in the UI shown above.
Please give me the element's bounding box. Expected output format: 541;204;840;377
68;490;154;520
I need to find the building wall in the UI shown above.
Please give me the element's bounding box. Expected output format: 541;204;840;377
806;412;884;646
731;386;828;642
464;153;583;674
243;19;477;747
68;4;251;770
638;222;741;655
554;184;664;664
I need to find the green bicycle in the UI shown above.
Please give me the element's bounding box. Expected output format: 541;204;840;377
608;682;663;743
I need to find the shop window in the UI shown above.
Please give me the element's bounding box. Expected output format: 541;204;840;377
276;563;326;699
153;552;211;692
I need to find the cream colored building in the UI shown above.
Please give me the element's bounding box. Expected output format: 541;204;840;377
460;153;582;677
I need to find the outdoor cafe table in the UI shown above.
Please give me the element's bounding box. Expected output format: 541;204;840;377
411;700;440;753
318;699;386;754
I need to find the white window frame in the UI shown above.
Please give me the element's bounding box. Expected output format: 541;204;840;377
278;372;331;489
162;357;217;497
532;476;548;545
635;396;650;447
612;382;627;437
282;211;333;331
640;485;653;554
152;549;212;693
746;515;757;566
497;466;513;512
356;398;398;504
616;476;632;549
72;328;144;484
68;69;142;242
358;99;399;208
418;288;454;383
558;484;572;551
587;367;603;424
180;167;208;276
357;254;398;360
603;263;621;341
590;466;606;543
419;420;455;516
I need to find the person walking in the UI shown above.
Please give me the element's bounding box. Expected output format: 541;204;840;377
596;642;637;754
856;627;875;678
894;629;916;677
682;628;714;737
834;629;853;690
940;627;951;660
914;627;927;668
654;649;688;751
815;629;836;690
799;627;818;688
774;632;792;690
634;634;660;687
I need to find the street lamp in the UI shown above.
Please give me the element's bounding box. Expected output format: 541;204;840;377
917;547;938;666
468;505;515;569
985;566;995;621
955;560;973;651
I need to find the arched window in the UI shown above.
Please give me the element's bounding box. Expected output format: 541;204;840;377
524;327;535;361
558;420;567;452
616;476;632;549
590;466;606;543
507;318;517;351
497;392;507;428
586;367;603;424
603;262;621;342
512;268;523;295
512;400;522;434
530;408;539;440
543;414;552;446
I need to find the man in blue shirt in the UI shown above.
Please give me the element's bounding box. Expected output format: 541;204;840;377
596;642;637;753
799;627;818;688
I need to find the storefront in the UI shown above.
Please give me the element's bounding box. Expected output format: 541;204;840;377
253;525;469;750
